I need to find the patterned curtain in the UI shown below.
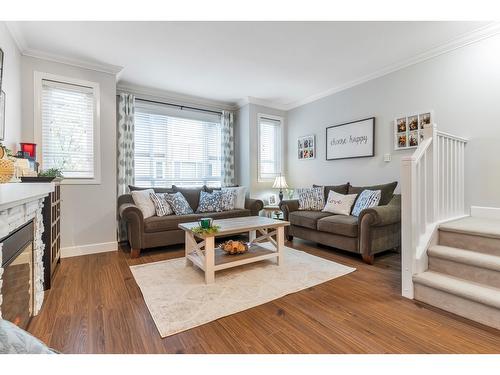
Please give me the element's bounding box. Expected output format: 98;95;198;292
221;110;235;186
117;92;135;240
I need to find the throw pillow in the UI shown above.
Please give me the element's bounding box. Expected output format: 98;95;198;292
297;187;324;211
322;191;358;216
351;190;382;217
222;186;247;209
165;192;194;215
220;189;237;211
197;191;223;213
149;192;174;217
131;189;156;219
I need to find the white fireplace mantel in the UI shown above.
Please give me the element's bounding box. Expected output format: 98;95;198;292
0;182;54;212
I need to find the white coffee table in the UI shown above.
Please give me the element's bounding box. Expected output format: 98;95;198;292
179;216;290;284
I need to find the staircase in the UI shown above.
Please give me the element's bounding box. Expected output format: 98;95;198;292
413;216;500;329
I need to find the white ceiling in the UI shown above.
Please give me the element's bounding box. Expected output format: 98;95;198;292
7;21;495;109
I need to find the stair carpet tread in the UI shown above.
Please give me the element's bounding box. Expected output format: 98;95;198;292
428;245;500;272
439;216;500;239
413;271;500;309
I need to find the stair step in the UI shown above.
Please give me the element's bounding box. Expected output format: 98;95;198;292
413;272;500;330
439;217;500;239
428;245;500;288
439;217;500;255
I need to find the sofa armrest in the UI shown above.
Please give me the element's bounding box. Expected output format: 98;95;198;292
245;198;264;216
119;203;144;249
358;194;401;227
279;199;300;221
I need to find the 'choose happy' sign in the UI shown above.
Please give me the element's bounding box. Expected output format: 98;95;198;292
326;118;375;160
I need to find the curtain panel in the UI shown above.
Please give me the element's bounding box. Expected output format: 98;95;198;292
117;92;135;241
221;110;235;186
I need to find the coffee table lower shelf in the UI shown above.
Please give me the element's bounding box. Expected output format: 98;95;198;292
186;244;278;272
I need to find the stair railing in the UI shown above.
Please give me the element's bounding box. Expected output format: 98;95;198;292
401;123;468;298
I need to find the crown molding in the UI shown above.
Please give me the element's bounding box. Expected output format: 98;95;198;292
236;96;288;111
117;82;238;112
22;48;123;75
281;22;500;111
4;21;28;51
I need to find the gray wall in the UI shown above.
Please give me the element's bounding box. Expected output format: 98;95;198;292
21;56;117;252
286;34;500;208
0;22;22;152
235;103;286;203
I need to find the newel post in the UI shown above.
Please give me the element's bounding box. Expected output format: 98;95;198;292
401;155;416;299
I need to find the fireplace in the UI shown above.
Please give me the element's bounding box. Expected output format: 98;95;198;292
0;220;35;329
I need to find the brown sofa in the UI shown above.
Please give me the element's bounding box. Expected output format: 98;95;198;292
279;182;401;264
118;185;264;258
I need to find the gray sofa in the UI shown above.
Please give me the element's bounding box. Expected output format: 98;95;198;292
279;182;401;264
118;185;263;258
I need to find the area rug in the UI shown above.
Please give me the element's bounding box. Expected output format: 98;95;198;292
130;244;356;337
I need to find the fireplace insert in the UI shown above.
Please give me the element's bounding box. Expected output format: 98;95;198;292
0;220;34;329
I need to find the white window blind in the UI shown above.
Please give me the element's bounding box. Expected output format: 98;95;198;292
41;80;96;179
134;101;223;187
258;115;282;181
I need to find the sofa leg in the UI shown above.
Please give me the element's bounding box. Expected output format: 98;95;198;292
362;254;374;265
131;248;141;258
286;235;293;241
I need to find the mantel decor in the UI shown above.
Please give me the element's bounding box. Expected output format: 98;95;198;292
326;117;375;160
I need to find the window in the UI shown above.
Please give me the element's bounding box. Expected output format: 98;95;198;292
258;114;283;182
134;101;223;187
36;73;100;183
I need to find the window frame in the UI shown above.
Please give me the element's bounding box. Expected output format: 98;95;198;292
133;100;223;188
34;71;101;185
257;113;284;183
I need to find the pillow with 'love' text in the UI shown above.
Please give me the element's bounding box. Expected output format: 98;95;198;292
322;190;358;216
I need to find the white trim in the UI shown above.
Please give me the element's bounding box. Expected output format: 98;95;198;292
257;113;284;183
471;206;500;220
61;241;118;258
34;71;102;185
24;48;123;75
4;21;28;51
237;96;288;111
118;83;237;112
275;22;500;111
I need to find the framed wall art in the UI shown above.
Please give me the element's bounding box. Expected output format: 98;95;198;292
298;134;315;160
394;111;432;150
326;117;375;160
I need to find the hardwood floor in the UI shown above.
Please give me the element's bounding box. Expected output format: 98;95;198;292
28;240;500;353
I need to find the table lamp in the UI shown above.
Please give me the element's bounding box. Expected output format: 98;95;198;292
273;174;288;202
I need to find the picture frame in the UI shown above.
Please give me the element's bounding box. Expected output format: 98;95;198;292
268;194;278;206
326;117;375;160
0;91;5;141
298;134;315;159
394;111;433;151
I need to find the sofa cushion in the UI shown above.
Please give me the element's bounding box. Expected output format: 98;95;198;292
289;210;332;230
351;189;381;217
172;186;204;212
165;192;194;215
297;187;325;211
131;189;156;219
144;214;203;233
313;183;350;197
348;181;397;206
317;215;359;237
197;191;223;213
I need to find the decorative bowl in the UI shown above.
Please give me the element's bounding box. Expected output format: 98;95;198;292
220;240;249;255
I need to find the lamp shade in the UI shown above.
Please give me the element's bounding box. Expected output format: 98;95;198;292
273;175;288;189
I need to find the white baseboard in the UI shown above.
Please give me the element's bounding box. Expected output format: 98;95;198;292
471;206;500;220
61;241;118;258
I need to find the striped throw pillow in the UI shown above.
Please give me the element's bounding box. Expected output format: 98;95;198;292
297;187;324;211
351;190;381;217
149;192;174;216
